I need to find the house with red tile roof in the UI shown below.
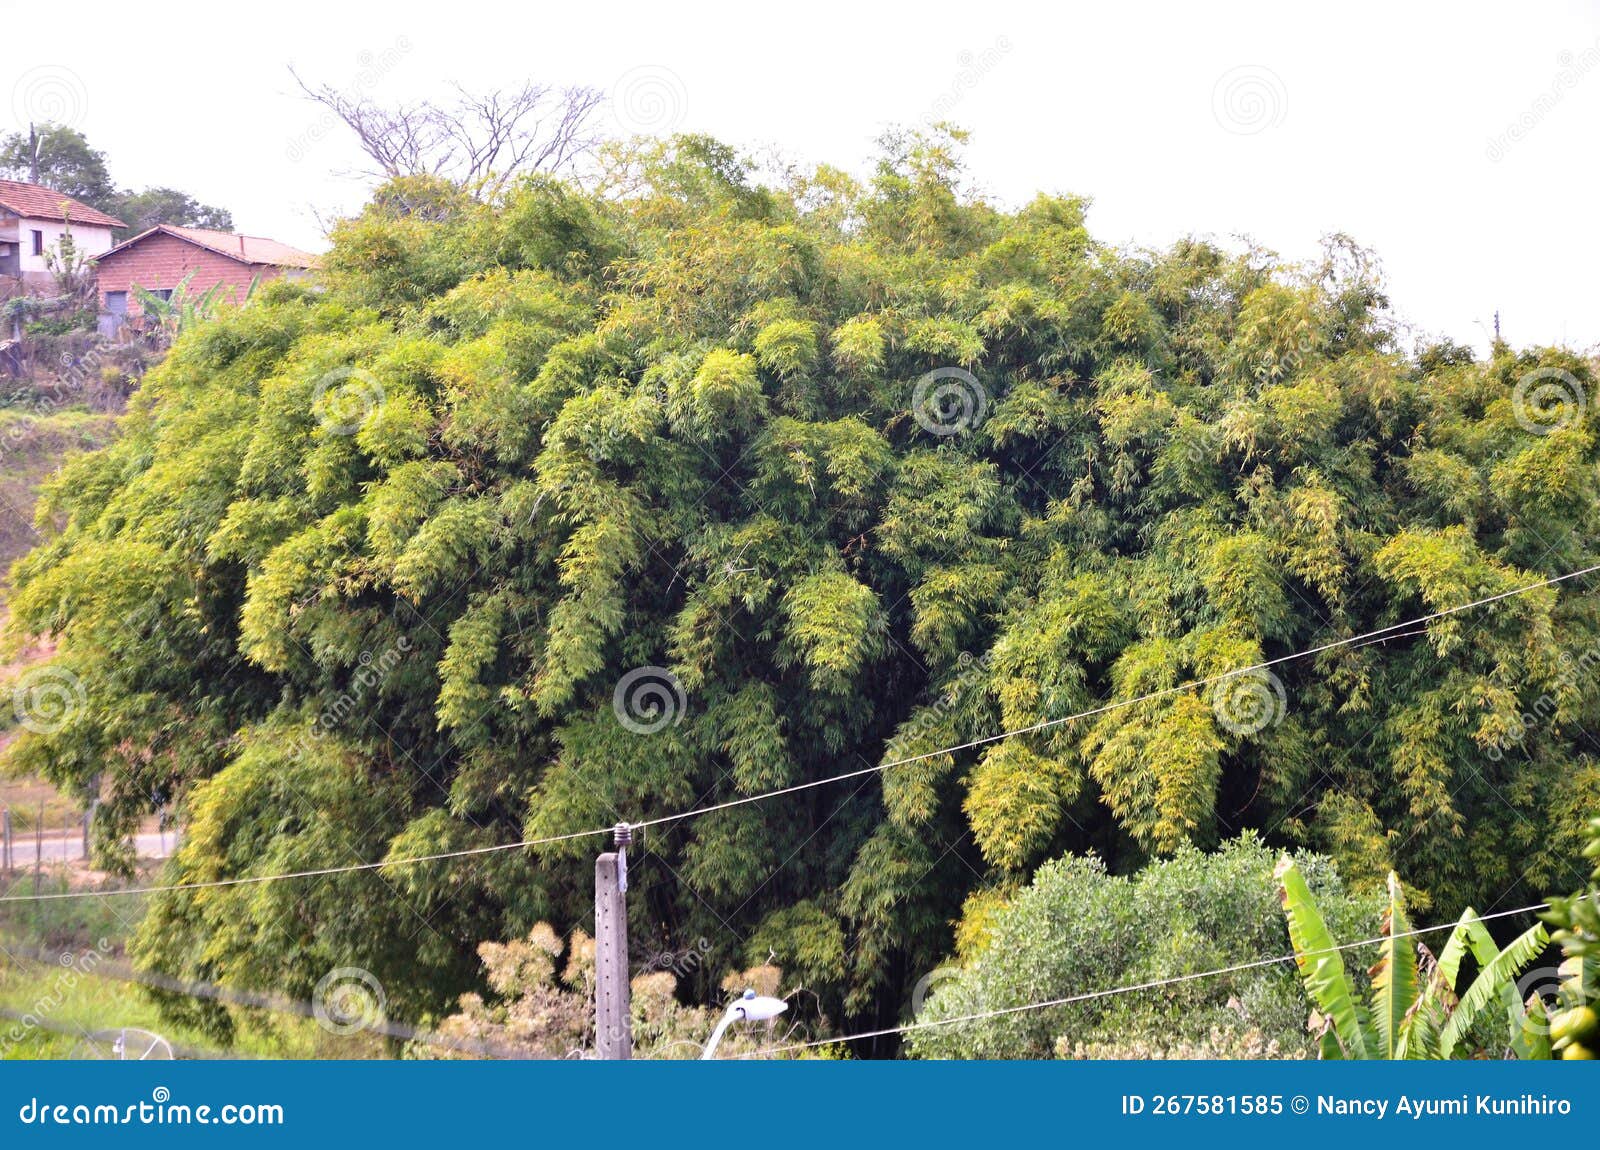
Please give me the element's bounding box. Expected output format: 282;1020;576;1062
92;224;319;328
0;178;125;294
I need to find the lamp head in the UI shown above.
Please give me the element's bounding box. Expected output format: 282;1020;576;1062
731;989;788;1022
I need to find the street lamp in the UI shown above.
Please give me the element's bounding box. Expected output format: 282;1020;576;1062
700;989;788;1059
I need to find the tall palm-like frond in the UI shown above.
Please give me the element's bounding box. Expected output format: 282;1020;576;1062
1438;922;1548;1057
1276;856;1372;1058
1369;872;1419;1059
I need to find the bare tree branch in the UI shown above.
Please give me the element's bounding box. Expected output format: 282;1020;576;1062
290;68;604;198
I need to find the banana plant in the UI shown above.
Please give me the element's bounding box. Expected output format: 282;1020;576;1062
133;272;256;338
1275;856;1549;1059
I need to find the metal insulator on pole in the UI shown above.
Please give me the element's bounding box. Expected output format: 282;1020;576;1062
613;822;632;892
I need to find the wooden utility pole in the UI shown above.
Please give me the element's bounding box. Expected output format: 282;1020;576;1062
594;823;633;1059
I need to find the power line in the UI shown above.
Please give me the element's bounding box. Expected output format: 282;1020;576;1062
0;937;525;1059
0;826;606;903
3;561;1593;904
738;899;1564;1058
637;562;1600;831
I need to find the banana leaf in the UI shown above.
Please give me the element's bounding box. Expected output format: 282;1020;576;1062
1276;856;1372;1059
1439;922;1548;1057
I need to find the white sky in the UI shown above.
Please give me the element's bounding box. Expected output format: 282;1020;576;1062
8;0;1597;355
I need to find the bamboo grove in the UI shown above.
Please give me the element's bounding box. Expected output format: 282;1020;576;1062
8;131;1599;1038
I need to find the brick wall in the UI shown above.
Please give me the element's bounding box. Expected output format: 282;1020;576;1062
95;233;289;315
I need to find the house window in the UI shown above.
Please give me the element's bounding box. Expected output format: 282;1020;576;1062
105;291;127;316
149;288;173;302
30;230;43;256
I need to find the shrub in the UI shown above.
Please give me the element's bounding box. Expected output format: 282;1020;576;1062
907;834;1372;1058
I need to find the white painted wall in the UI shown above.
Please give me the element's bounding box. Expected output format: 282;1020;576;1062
13;217;117;274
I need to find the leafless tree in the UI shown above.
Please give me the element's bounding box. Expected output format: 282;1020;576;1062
290;69;605;197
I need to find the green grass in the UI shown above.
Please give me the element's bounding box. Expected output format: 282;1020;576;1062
2;963;219;1059
0;873;388;1060
0;958;392;1060
0;959;361;1059
0;871;143;952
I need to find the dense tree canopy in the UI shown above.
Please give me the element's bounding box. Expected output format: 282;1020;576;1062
0;124;115;205
0;125;232;238
106;187;234;237
9;131;1599;1039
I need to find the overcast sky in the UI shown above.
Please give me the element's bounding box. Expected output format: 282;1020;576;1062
10;0;1597;354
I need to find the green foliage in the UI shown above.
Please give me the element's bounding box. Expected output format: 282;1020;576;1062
1275;855;1372;1058
0;124;114;205
1275;857;1549;1059
0;123;232;239
0;407;118;575
670;348;765;439
41;223;97;307
1542;814;1600;1059
10;133;1600;1034
104;186;232;239
964;741;1078;871
753;318;819;378
908;835;1371;1058
133;271;252;339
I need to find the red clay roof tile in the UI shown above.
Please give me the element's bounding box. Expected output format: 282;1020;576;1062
0;178;125;228
95;224;319;268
